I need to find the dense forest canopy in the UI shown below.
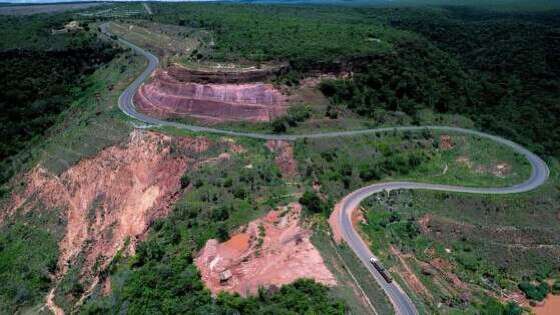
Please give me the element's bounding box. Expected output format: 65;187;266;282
149;3;399;70
385;7;560;157
321;7;560;157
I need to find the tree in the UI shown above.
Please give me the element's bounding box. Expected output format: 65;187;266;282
518;281;549;301
299;191;323;213
271;118;287;133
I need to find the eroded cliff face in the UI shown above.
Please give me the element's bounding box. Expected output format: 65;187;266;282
134;69;288;123
3;130;228;311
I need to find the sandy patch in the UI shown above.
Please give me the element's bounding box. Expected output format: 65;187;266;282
329;202;344;244
439;135;454;150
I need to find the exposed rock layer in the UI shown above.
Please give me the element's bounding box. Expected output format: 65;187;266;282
134;69;288;123
167;63;286;84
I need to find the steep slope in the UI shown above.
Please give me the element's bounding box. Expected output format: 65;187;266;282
134;69;288;123
3;130;229;313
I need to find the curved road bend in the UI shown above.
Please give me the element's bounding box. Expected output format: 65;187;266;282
102;23;550;315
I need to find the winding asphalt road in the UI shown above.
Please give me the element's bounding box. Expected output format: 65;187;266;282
102;23;550;315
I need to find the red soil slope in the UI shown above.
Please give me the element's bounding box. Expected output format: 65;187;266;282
196;203;336;296
134;69;288;123
3;130;236;309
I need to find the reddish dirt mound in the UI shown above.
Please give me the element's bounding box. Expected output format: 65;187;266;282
134;69;288;123
265;140;298;177
3;130;232;307
195;203;336;296
439;135;454;150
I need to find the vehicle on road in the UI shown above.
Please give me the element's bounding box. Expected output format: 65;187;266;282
370;257;393;283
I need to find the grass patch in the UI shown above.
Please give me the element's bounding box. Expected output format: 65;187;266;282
294;129;532;204
31;50;145;176
107;21;202;65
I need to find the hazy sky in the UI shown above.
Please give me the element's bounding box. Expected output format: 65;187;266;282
3;0;211;3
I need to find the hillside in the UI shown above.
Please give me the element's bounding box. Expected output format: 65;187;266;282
0;2;559;315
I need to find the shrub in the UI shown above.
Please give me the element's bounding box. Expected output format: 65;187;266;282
180;174;190;189
299;190;324;213
271;118;287;133
359;166;382;181
552;281;560;295
518;281;549;301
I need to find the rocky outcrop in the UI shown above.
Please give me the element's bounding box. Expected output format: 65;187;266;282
195;203;336;296
167;63;287;84
134;69;288;123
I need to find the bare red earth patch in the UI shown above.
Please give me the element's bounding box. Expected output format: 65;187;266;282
134;69;288;123
195;203;336;296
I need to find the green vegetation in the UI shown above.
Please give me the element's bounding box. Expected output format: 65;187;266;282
311;229;393;315
149;3;395;70
106;21;202;65
300;190;326;214
294;130;531;203
0;44;119;159
0;13;146;313
130;3;560;160
0;13;91;50
519;281;549;301
0;223;58;313
321;6;560;158
2;2;559;314
80;138;345;314
272;105;312;133
552;280;560;295
0;202;62;313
